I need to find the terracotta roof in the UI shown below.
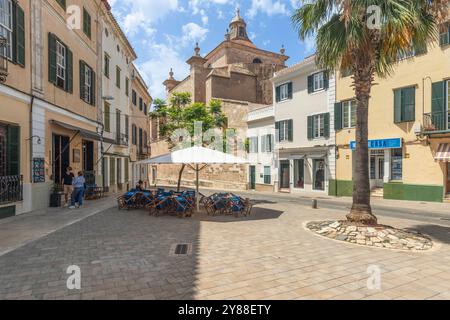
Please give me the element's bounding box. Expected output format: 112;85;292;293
274;54;316;78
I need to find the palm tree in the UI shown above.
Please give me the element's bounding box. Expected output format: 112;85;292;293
292;0;447;225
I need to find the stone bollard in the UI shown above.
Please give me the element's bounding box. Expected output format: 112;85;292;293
312;199;318;209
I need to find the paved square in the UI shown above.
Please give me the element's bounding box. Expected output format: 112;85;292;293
1;197;450;300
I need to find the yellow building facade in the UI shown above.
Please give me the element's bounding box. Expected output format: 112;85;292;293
332;24;450;202
0;0;31;217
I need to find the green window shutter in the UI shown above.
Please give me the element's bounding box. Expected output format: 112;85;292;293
15;5;25;67
288;119;293;142
56;0;66;9
125;77;129;96
104;103;110;132
323;71;329;89
287;82;293;99
432;81;445;130
307;75;314;93
440;25;450;46
66;47;73;93
79;61;85;100
324;113;330;138
48;33;57;84
307;116;313;140
334;102;343;131
91;70;96;106
83;8;91;39
7;125;20;176
403;87;415;122
394;89;402;123
275;86;281;102
116;67;121;88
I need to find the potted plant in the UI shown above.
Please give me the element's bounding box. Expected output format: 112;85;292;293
49;183;64;207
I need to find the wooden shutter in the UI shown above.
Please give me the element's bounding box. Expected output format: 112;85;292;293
48;33;57;84
91;69;96;106
307;116;313;140
288;82;293;99
66;47;73;93
275;86;281;102
432;81;446;130
15;4;25;67
83;8;91;38
324;113;330;138
79;61;85;99
288;119;293;142
394;89;402;123
7;125;20;176
307;75;314;93
124;158;129;181
334;102;343;131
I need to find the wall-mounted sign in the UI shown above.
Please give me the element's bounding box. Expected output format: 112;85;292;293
350;138;402;151
73;149;81;163
32;158;45;183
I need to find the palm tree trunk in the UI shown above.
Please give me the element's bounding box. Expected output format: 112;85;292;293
346;61;378;226
177;164;186;192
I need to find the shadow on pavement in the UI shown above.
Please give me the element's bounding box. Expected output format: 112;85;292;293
405;224;450;245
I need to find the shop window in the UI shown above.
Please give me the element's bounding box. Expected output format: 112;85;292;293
293;159;305;189
390;148;403;181
313;159;326;191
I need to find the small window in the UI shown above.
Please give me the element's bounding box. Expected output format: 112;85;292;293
104;53;110;78
394;87;415;123
116;66;121;88
439;23;450;46
238;27;245;37
56;40;66;89
81;62;93;104
139;97;143;111
248;137;258;153
125;77;129;96
253;58;262;64
342;100;357;128
391;148;403;181
132;90;137;105
278;120;291;142
313;114;325;139
280;83;289;101
0;0;13;60
261;134;273;153
313;72;324;91
144;103;147;115
104;102;110;133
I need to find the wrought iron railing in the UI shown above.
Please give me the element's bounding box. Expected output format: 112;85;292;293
0;36;8;83
0;175;23;205
423;112;449;132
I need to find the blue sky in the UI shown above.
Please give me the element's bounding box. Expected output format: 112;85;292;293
109;0;315;100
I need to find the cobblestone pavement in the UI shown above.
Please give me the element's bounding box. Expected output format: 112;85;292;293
1;199;450;300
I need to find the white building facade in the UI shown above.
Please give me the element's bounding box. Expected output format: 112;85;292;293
100;10;137;192
272;55;336;194
247;106;277;192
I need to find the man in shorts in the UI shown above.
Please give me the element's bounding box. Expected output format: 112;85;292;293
62;167;74;207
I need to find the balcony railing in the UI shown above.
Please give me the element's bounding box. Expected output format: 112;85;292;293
423;112;450;133
0;36;8;83
0;175;23;205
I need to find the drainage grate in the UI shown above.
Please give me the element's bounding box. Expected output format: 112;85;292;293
174;244;189;255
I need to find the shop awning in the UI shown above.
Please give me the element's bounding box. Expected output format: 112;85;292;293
435;143;450;162
50;120;116;144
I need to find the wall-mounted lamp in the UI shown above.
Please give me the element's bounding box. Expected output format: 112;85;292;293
27;135;42;145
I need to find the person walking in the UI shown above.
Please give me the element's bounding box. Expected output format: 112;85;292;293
61;167;74;207
69;171;86;209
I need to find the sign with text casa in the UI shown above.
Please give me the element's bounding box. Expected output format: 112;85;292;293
350;138;402;151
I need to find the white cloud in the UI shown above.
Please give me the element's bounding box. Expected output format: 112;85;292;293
182;22;209;45
247;0;290;18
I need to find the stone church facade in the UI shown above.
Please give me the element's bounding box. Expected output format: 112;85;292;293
150;10;289;190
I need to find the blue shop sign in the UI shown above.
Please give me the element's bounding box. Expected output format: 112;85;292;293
350;138;402;150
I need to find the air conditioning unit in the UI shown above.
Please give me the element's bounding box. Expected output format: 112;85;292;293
413;122;422;136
